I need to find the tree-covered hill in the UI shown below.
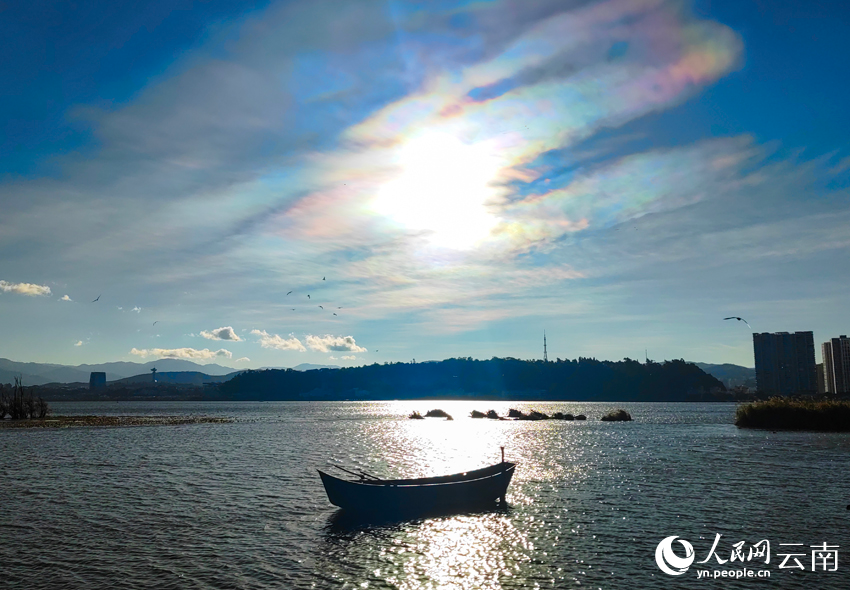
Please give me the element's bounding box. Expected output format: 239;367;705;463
219;357;724;401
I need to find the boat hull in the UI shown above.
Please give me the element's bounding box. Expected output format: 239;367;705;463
319;462;516;514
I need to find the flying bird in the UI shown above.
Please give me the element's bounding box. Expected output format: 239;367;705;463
152;321;158;326
307;294;310;299
319;305;323;309
322;276;326;280
92;295;101;302
286;291;292;296
333;313;337;316
723;317;752;329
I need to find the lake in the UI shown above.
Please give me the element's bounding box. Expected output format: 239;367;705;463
2;401;848;589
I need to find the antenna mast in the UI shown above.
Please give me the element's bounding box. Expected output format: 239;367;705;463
544;331;548;362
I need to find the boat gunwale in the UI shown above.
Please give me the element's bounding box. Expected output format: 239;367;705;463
318;462;516;489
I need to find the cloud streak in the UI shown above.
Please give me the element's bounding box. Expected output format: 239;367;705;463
200;326;243;341
0;281;51;296
305;334;366;353
251;329;306;352
130;347;233;360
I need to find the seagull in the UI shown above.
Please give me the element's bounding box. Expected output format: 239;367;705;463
333;313;337;316
322;277;325;281
291;308;296;311
153;321;158;326
307;294;310;299
318;305;323;309
92;295;101;303
723;317;752;329
286;291;292;296
337;307;342;309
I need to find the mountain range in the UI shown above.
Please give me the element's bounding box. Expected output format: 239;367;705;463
0;358;239;386
1;357;752;388
691;363;756;388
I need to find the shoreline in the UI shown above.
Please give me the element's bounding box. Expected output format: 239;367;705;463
0;415;233;429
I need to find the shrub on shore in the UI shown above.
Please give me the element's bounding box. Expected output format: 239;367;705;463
0;377;49;420
735;397;850;431
600;409;632;422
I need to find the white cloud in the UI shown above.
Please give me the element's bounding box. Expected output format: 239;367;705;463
129;347;232;360
306;334;366;353
74;340;83;347
341;355;356;360
235;357;251;363
59;294;73;302
132;306;142;313
0;280;51;296
251;329;306;351
200;326;243;341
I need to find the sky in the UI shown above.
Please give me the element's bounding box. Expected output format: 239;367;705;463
2;0;849;369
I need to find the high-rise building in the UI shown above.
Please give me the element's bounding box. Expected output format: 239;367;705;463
89;371;106;390
752;331;817;395
822;335;850;394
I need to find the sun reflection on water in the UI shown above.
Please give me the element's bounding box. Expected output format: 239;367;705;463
317;510;539;590
313;401;608;588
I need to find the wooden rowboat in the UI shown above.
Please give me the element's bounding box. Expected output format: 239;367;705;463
318;461;516;514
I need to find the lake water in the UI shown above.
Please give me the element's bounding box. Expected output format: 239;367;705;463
2;401;849;589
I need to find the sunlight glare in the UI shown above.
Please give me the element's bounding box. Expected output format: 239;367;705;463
373;133;502;250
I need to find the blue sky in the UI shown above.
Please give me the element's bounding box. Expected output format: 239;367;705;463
2;0;849;369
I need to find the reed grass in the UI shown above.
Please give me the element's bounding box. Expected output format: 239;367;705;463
735;397;850;431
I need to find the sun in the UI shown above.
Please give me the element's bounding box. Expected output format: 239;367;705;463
372;132;502;250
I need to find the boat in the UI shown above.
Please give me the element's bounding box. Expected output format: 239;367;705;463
318;460;516;514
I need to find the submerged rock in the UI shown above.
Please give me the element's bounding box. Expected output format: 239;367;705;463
425;409;450;418
409;411;425;420
470;410;486;418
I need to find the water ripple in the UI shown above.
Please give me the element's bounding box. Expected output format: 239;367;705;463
1;401;849;589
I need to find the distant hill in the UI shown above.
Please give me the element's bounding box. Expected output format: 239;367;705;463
0;368;52;386
257;364;342;371
221;357;725;401
0;357;237;385
693;363;756;388
116;371;244;386
291;363;341;371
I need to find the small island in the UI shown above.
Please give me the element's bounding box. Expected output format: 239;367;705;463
735;397;850;431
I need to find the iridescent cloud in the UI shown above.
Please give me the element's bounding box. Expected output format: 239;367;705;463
275;0;742;262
